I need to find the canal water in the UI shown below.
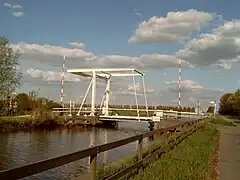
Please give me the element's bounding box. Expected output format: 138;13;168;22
0;122;150;179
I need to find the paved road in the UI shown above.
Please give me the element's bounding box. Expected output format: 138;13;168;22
218;124;240;180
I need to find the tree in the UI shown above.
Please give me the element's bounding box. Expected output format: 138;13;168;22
207;106;214;113
28;89;40;110
190;107;195;112
0;37;22;99
45;100;62;110
229;89;240;116
219;93;233;115
219;89;240;116
16;93;31;114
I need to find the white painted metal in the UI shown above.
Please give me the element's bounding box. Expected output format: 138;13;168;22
97;73;142;77
99;78;110;115
67;68;143;80
152;110;164;122
99;91;106;115
141;75;149;117
132;70;140;120
90;71;96;116
67;68;149;118
72;101;75;109
77;79;93;116
99;115;151;121
53;107;199;114
105;77;110;116
68;68;136;73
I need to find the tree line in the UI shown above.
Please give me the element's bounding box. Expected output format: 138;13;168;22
0;90;62;116
219;89;240;117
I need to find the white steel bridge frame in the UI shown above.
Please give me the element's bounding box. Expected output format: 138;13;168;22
67;68;149;118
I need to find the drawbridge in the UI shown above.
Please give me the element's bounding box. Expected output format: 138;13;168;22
52;68;203;123
62;68;152;122
68;68;151;122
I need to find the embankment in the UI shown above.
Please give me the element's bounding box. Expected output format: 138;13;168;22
0;110;70;133
87;121;218;180
129;124;219;180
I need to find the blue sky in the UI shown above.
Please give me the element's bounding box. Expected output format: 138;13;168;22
1;0;240;108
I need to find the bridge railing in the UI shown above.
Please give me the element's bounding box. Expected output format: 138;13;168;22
0;118;205;180
52;107;205;119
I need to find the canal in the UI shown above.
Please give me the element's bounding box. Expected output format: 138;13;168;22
0;122;150;179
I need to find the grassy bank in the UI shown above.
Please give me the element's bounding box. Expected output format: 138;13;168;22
0;109;70;132
96;131;183;179
128;124;218;180
210;117;236;127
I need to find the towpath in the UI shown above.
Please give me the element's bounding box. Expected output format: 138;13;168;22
217;117;240;180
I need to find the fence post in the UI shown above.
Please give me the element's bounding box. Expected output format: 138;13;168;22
173;128;177;141
138;136;143;161
90;153;97;180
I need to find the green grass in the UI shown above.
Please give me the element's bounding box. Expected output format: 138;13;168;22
210;117;236;127
128;124;218;180
0;109;69;132
96;133;181;179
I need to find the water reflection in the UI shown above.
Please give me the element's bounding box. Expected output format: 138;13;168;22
103;130;108;165
0;122;149;179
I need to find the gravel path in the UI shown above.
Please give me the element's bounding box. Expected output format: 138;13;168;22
218;124;240;180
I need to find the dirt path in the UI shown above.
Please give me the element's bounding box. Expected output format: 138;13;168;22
217;125;240;180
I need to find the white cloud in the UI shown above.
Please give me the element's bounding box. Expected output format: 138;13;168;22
4;3;23;9
213;60;234;70
24;68;81;82
97;54;192;69
4;3;24;17
11;43;95;68
129;9;215;44
3;3;11;8
214;20;240;37
133;8;142;16
176;20;240;68
127;82;155;93
166;79;224;93
189;96;196;102
14;9;239;106
164;79;224;107
68;42;86;50
12;12;24;17
12;42;192;69
166;80;204;92
108;82;158;105
11;4;23;9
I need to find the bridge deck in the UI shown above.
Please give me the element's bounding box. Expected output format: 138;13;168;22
99;115;152;122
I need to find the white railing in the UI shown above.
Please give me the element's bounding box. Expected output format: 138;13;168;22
52;107;205;119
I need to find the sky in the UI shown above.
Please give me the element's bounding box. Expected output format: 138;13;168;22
1;0;240;108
